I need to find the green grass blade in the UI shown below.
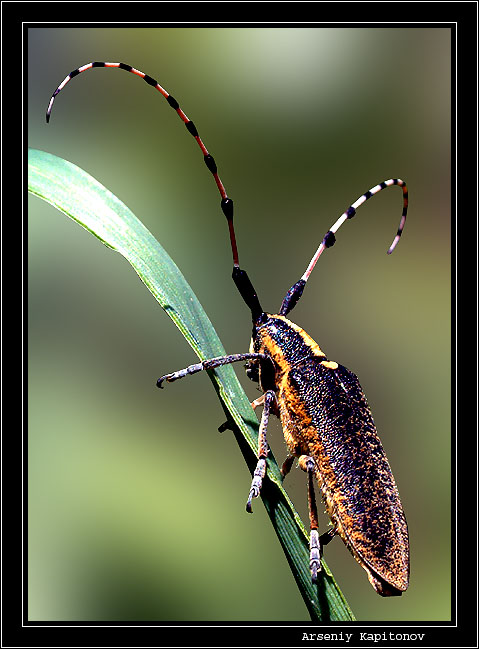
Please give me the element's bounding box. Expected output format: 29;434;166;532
28;148;355;621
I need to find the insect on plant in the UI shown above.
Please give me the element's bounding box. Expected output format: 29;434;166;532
47;61;410;597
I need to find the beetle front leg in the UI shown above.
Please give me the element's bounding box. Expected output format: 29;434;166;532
246;390;275;513
157;352;267;388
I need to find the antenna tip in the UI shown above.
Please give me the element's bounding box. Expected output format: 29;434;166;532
46;96;56;123
388;234;401;254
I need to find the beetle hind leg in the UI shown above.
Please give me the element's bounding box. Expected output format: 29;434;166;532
304;456;321;582
298;455;337;583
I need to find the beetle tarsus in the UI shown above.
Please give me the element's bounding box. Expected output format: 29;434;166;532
156;375;171;389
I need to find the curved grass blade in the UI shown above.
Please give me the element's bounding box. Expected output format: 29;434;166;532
28;148;355;621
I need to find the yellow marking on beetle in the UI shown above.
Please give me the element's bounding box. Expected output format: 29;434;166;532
321;360;339;370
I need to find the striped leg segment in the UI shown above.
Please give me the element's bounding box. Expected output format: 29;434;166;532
46;61;240;268
309;529;321;584
279;178;408;316
246;390;275;513
157;353;268;388
302;456;321;582
312;528;336;584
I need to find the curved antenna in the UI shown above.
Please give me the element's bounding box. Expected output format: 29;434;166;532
46;61;240;268
303;179;408;281
279;179;408;316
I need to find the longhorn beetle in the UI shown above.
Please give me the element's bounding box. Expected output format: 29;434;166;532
47;62;410;597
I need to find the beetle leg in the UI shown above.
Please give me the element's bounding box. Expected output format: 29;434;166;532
307;459;322;583
157;352;267;388
246;390;275;513
298;455;338;582
217;420;232;433
298;455;322;582
218;394;266;432
250;394;266;410
319;527;337;547
280;454;296;479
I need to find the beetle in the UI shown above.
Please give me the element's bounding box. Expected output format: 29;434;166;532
47;62;410;596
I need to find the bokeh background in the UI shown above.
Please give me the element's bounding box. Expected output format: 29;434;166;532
28;27;451;622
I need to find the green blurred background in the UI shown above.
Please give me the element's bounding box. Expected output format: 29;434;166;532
28;27;451;621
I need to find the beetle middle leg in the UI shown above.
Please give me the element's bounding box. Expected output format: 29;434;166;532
218;393;266;433
246;390;275;513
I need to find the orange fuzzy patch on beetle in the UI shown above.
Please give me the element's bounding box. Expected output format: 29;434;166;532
277;374;313;456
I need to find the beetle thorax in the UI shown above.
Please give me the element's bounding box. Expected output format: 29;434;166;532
253;314;326;370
